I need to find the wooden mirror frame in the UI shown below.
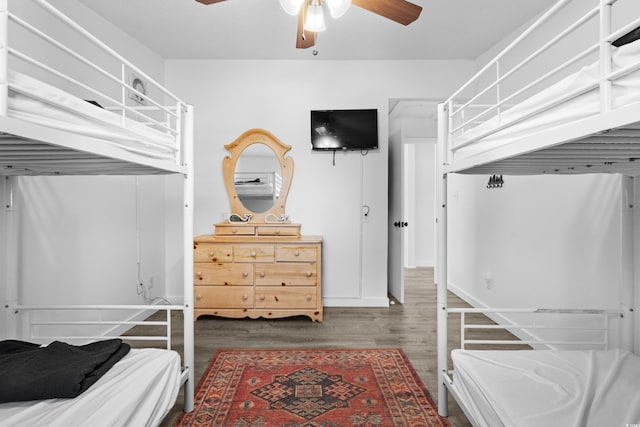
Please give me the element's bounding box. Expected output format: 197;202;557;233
222;128;294;223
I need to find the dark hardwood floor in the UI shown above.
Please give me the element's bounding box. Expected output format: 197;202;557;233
159;268;475;426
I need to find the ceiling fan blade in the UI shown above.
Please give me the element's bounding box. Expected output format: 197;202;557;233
194;0;227;4
296;3;316;49
352;0;422;25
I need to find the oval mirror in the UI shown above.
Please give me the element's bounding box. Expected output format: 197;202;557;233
233;143;281;214
222;129;294;223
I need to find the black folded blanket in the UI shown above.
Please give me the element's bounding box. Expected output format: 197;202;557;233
0;339;130;403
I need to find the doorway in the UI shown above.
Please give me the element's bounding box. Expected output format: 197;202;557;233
387;99;439;303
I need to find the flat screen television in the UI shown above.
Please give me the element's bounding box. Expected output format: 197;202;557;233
310;109;378;151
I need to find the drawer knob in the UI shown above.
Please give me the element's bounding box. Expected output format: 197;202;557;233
259;295;265;301
232;228;238;234
306;271;312;277
196;294;202;300
196;272;203;280
259;271;265;278
306;295;312;301
275;229;280;235
243;271;249;278
250;251;257;258
242;294;248;300
208;250;214;257
294;249;300;256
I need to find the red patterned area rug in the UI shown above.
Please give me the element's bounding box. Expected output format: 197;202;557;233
175;348;450;427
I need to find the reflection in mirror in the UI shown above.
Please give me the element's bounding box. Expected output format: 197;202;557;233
233;143;282;214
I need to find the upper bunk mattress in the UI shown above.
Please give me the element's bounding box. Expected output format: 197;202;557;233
450;39;640;171
6;70;177;161
450;348;640;427
0;348;181;427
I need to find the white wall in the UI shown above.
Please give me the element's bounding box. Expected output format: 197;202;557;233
449;173;622;307
164;59;473;306
1;0;170;339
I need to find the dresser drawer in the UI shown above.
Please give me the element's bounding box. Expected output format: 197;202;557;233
234;244;275;263
194;263;253;286
257;225;300;237
194;285;253;309
255;263;317;286
276;245;318;262
215;225;256;236
194;243;233;263
255;286;317;309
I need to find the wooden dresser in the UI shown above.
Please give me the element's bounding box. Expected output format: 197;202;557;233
194;223;323;322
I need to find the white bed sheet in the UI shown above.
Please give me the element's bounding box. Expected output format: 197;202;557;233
0;348;181;427
452;39;640;160
235;182;274;196
450;348;640;427
7;71;177;161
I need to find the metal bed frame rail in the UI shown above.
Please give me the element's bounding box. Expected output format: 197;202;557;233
13;303;193;404
449;307;623;351
14;304;183;348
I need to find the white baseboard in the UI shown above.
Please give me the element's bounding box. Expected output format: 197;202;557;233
323;297;390;307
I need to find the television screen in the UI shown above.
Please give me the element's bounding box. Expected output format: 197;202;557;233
311;109;378;151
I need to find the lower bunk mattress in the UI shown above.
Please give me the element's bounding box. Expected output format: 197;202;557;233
0;347;181;427
450;348;640;427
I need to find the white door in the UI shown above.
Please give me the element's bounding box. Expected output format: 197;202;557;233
407;139;436;268
388;130;405;303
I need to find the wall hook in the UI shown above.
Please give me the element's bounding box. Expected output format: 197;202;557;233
487;175;504;189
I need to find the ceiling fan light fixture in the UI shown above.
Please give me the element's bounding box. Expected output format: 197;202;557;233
326;0;351;18
304;4;327;32
279;0;305;15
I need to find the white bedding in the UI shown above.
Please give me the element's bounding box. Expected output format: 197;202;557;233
0;348;181;427
7;71;177;161
235;182;274;196
450;349;640;427
452;39;640;160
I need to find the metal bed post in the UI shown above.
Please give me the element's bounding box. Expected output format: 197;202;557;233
0;0;8;116
620;175;635;351
436;102;449;417
599;0;613;114
182;104;195;412
2;175;19;339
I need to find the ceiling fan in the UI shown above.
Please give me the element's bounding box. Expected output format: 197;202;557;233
194;0;422;50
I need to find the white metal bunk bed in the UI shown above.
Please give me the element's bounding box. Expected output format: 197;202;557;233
234;171;282;199
0;1;194;425
436;0;640;425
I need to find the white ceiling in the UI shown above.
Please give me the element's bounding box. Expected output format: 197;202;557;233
81;0;559;60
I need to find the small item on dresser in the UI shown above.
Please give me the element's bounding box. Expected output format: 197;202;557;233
265;213;289;223
229;213;252;223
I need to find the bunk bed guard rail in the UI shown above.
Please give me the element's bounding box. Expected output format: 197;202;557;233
440;0;640;173
1;0;190;173
449;307;623;351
